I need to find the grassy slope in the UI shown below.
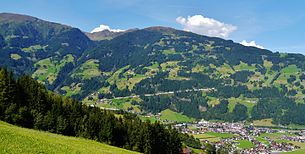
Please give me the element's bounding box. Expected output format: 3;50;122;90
0;121;139;154
32;54;74;84
160;109;194;123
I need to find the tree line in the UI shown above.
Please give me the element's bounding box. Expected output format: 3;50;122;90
0;68;182;154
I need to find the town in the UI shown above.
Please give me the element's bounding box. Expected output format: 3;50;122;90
174;120;305;153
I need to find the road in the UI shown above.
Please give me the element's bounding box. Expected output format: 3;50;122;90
96;88;215;103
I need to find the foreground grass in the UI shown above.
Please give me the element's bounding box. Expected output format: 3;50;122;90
0;121;139;154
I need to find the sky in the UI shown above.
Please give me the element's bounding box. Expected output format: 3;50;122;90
1;0;305;54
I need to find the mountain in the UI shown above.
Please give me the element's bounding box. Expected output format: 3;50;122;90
0;13;93;76
0;121;139;154
85;28;138;41
1;13;305;125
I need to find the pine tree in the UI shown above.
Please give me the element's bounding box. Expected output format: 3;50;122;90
0;69;19;120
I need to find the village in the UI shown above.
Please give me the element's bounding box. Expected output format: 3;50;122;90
174;120;305;153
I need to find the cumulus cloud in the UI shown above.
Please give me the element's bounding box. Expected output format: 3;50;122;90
91;24;125;33
176;15;237;38
240;40;264;49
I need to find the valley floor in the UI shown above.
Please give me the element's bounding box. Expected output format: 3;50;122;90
176;120;305;154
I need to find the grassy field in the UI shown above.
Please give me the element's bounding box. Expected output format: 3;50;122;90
0;121;139;154
61;83;82;97
10;53;22;60
73;59;102;80
206;96;220;106
233;62;256;71
237;140;254;149
205;132;235;138
281;65;300;74
160;109;194;123
253;118;276;127
215;63;235;77
32;54;74;84
106;65;147;90
107;65;130;85
285;149;305;154
286;124;305;130
255;136;269;145
192;133;220;142
284;141;305;154
192;132;236;142
227;97;256;115
22;45;44;53
162;49;176;55
138;115;158;123
94;97;142;113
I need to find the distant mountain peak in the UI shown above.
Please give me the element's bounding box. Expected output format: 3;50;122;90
85;28;138;41
144;26;177;33
0;12;38;22
0;12;71;29
145;26;175;30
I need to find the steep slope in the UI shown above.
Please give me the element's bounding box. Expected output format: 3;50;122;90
0;121;139;154
0;13;92;51
0;13;93;88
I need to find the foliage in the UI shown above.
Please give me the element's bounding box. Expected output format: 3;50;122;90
0;68;181;154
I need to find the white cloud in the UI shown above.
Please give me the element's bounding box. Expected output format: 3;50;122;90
240;40;264;49
91;24;125;33
176;15;237;38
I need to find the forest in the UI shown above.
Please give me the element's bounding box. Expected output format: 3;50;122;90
0;68;193;154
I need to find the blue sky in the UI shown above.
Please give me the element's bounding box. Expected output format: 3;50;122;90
1;0;305;54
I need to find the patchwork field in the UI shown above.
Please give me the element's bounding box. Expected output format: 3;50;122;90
32;54;74;84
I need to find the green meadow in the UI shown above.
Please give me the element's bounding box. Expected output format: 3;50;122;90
160;109;195;123
0;121;139;154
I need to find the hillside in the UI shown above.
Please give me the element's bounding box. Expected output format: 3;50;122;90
0;13;93;76
0;121;139;154
0;68;183;154
1;13;305;125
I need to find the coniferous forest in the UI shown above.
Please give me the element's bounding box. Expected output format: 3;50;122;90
0;68;185;154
